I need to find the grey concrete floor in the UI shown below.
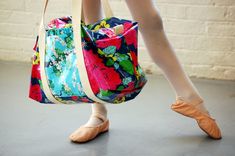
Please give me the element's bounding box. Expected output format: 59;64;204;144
0;61;235;156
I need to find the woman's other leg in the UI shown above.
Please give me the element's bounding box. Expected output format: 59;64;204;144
82;0;107;126
125;0;207;112
69;0;108;142
125;0;221;139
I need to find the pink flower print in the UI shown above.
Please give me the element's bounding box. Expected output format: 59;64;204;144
96;37;122;50
100;28;116;38
31;64;41;79
124;28;137;48
130;51;137;67
29;84;42;102
84;49;122;92
71;96;78;101
83;49;100;95
123;22;133;32
122;81;135;92
48;18;67;29
79;97;90;103
130;51;138;75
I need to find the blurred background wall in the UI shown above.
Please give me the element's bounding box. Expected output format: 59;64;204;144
0;0;234;80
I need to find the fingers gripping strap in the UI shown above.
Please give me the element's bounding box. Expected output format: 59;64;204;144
39;0;113;104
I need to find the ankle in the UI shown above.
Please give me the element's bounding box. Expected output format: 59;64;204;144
176;94;210;115
176;94;203;105
92;103;108;118
92;111;107;119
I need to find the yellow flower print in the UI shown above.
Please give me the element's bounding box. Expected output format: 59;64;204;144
98;49;104;55
64;23;72;28
135;68;141;80
56;97;72;104
32;52;40;65
114;96;125;104
110;55;117;61
98;49;117;61
94;20;110;31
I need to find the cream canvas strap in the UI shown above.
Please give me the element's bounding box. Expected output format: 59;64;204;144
38;0;113;104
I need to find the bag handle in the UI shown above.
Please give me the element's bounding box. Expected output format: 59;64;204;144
38;0;113;104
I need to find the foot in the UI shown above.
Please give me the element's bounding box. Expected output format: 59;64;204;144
83;113;106;127
171;96;222;139
177;95;209;115
69;113;109;143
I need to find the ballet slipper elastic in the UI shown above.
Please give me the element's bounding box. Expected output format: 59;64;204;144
69;113;109;143
171;96;222;139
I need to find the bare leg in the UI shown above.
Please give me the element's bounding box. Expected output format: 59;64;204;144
82;0;103;24
83;0;107;127
69;0;107;142
125;0;222;139
125;0;208;113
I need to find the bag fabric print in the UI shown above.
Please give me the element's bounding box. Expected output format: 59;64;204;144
29;0;147;104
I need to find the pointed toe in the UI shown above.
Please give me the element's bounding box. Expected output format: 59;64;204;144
171;97;222;140
197;117;222;139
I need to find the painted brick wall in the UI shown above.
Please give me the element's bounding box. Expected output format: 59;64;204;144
0;0;235;80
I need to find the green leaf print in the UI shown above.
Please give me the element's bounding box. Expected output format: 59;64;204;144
106;58;114;66
38;80;42;88
114;62;119;69
81;28;86;38
103;46;116;55
115;53;129;61
55;48;66;61
53;66;61;77
119;60;134;75
122;77;132;85
117;85;124;91
62;84;73;96
65;36;73;49
99;90;113;96
55;48;63;55
48;79;55;89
